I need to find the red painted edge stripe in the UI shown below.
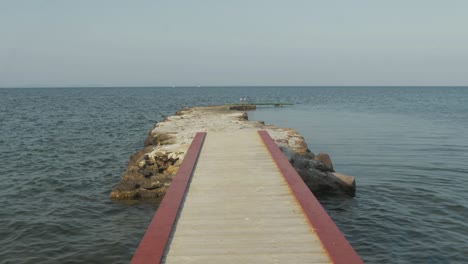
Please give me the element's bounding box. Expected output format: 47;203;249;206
258;130;363;264
131;132;206;264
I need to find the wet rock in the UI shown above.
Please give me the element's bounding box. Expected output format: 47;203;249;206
327;172;356;196
333;172;356;187
314;153;334;172
281;146;354;196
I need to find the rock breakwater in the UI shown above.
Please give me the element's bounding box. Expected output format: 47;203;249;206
110;105;356;199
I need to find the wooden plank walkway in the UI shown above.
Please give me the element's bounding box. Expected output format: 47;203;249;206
132;131;362;264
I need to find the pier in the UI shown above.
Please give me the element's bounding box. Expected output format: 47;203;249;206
131;130;362;264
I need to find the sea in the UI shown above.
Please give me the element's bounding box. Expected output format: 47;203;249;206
0;86;467;263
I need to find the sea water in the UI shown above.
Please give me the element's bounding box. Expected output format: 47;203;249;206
0;87;467;263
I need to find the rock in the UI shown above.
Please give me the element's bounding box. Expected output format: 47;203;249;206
109;190;138;199
145;159;155;166
295;167;356;197
333;172;356;187
144;133;175;147
128;147;153;165
238;112;248;120
143;181;163;190
328;172;356;196
138;160;146;169
167;152;181;165
314;153;334;172
276;139;288;145
294;140;309;155
168;157;178;164
164;165;178;175
175;108;189;116
156;159;167;168
281;146;355;196
155;151;165;158
287;129;299;136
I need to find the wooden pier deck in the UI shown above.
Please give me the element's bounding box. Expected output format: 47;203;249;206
132;131;362;264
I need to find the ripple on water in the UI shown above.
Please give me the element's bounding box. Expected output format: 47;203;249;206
1;87;468;263
319;183;468;263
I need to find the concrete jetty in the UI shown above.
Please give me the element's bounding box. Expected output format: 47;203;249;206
110;106;356;201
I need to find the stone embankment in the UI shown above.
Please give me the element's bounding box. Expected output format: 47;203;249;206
110;105;356;199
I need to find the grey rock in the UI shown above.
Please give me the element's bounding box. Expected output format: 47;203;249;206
280;146;355;196
314;153;334;172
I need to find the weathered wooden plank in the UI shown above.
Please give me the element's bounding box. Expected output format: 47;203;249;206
163;253;328;264
163;131;331;263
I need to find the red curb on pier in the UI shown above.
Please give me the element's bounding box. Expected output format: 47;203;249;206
258;130;363;264
131;132;206;264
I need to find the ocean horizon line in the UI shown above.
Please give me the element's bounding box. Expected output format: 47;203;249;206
1;85;468;89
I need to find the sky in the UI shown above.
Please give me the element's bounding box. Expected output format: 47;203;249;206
0;0;467;87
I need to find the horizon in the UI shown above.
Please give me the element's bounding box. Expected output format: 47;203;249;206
1;1;467;87
2;85;468;89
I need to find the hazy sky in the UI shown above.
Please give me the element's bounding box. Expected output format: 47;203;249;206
1;0;467;87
